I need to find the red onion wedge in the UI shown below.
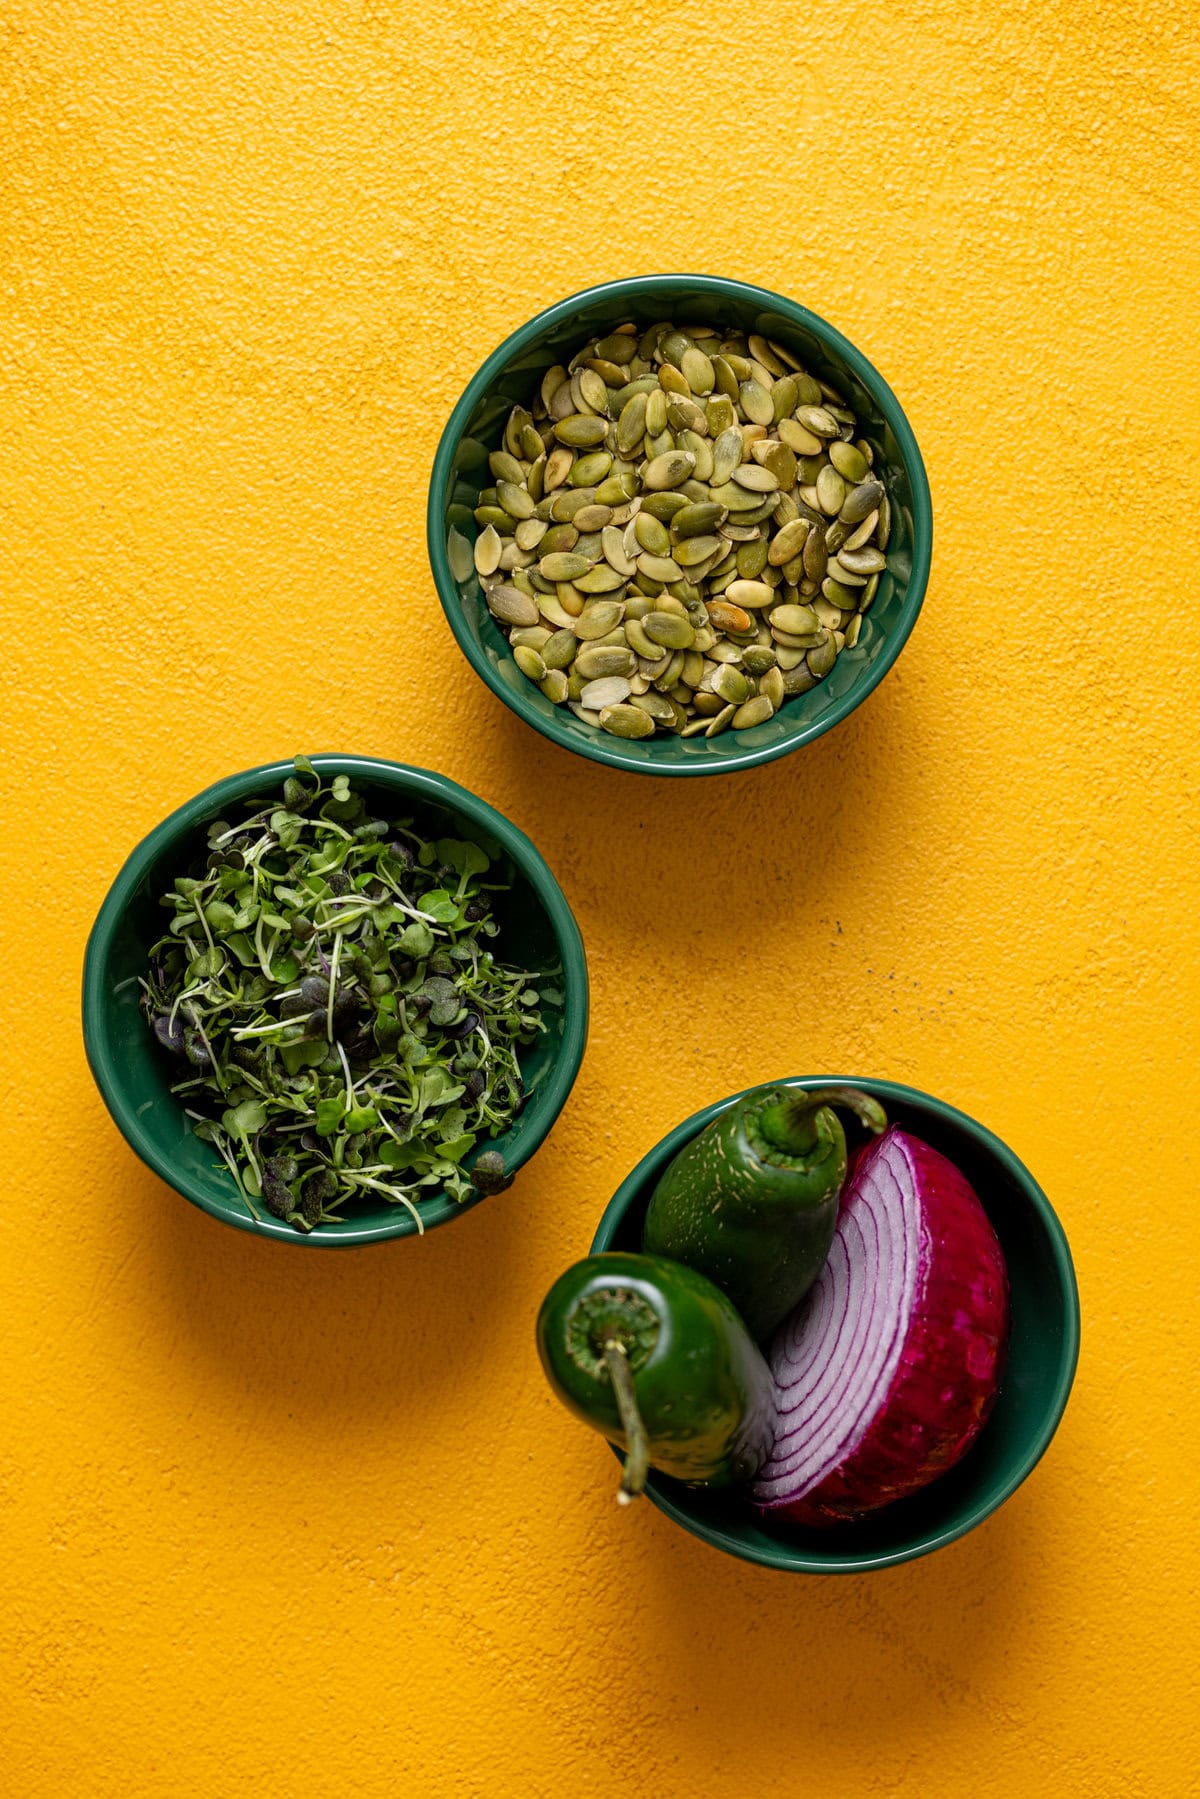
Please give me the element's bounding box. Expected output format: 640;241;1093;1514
753;1127;1010;1526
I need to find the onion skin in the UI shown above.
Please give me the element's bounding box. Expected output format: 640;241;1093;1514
754;1129;1010;1526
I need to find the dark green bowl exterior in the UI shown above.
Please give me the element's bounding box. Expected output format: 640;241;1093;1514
592;1078;1079;1572
82;756;589;1246
429;275;932;777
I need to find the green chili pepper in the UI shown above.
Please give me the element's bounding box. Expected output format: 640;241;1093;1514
642;1084;888;1342
536;1251;777;1502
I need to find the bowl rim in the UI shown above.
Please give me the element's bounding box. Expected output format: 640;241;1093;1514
428;273;933;778
81;754;589;1247
591;1075;1081;1573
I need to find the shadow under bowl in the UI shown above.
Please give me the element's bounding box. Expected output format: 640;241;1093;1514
429;274;932;777
82;756;588;1246
591;1077;1079;1571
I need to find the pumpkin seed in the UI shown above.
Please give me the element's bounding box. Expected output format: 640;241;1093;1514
640;491;689;522
667;396;707;437
776;417;823;456
497;480;534;520
741;644;778;674
577;369;610;415
808;633;838;677
679;430;714;482
644;611;695;650
536;593;581;631
752;441;798;488
540;550;593;583
673;346;709;394
713;664;750;705
652;649;686;690
575;644;636;680
670;502;723;539
736;538;770;580
540;669;569;703
602;525;638;576
598;703;655;740
570;451;611;487
767;518;809;566
821;577;859;608
731;463;780;492
638;554;684;584
553;488;601;522
674;534;723;570
568;598;623;638
797;405;839;438
711;355;740;402
554;415;608;448
704;598;754;634
513;644;546;681
544;446;574;490
842;511;879;552
486;585;540;627
840;479;885;524
770;603;820;636
541;366;569;410
541;628;577;671
580;675;632;710
474;525;503;576
739;379;774;425
829;440;869;483
629;689;676;723
616;393;648;456
704;703;736;737
643;450;696;490
816;465;846;516
732;695;774;729
725;579;775;609
594;333;638;366
575;565;628;595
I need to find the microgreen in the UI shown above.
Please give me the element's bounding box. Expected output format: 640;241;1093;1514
141;758;544;1233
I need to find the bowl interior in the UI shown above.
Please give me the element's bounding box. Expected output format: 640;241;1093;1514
591;1077;1079;1571
83;758;586;1245
431;275;931;775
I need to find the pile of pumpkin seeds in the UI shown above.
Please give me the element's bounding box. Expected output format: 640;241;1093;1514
470;321;891;741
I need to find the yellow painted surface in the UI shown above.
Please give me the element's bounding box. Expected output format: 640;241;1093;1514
2;1;1197;1792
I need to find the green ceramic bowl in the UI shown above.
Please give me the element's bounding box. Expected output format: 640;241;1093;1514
82;756;589;1247
591;1077;1079;1572
429;275;931;776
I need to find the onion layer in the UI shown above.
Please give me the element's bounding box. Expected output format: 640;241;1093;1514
753;1127;1010;1525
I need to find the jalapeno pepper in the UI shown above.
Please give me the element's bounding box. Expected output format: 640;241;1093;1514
536;1251;777;1502
642;1084;887;1342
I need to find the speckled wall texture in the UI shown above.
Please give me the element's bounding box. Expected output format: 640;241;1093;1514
2;2;1197;1794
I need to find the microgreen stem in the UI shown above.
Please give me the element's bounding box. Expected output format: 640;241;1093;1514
326;932;342;1042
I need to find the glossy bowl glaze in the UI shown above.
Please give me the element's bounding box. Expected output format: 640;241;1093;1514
83;756;588;1246
429;275;931;776
591;1077;1079;1571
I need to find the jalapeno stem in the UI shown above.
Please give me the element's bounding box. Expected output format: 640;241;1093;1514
603;1339;649;1505
759;1086;888;1157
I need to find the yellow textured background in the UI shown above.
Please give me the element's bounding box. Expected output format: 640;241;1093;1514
2;2;1197;1793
